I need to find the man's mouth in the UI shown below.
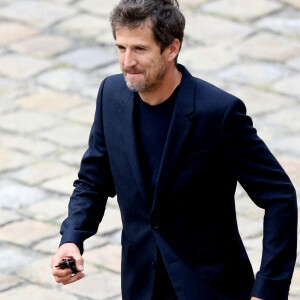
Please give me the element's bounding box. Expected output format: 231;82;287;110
127;72;141;75
124;68;143;74
125;71;143;80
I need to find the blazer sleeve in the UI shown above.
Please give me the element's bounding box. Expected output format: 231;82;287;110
220;98;298;300
60;78;116;254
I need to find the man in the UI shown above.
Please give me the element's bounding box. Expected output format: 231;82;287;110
51;0;298;299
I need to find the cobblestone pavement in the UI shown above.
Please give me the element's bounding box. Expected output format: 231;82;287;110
0;0;299;299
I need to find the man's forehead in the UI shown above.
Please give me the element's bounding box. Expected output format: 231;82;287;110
115;20;157;45
117;17;152;31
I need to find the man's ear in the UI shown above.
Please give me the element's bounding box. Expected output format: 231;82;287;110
166;38;181;62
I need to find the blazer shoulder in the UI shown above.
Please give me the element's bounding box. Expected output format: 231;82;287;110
99;73;130;103
192;76;243;114
195;77;237;104
102;73;126;91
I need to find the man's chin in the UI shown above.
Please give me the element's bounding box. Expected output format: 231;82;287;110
125;80;146;92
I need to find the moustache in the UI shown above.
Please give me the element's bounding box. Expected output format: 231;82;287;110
123;67;144;73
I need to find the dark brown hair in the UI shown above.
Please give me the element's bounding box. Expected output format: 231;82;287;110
110;0;185;62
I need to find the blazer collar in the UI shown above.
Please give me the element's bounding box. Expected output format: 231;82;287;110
175;64;195;117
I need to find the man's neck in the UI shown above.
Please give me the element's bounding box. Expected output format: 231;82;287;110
138;65;182;106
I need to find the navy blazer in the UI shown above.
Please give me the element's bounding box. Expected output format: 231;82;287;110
60;65;297;300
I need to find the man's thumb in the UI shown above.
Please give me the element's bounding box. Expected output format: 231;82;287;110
74;255;84;272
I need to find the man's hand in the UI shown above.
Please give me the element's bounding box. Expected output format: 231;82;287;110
251;297;264;300
51;243;85;285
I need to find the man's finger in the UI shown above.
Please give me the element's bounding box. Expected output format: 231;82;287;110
61;272;85;285
54;270;73;283
54;274;71;284
52;267;72;277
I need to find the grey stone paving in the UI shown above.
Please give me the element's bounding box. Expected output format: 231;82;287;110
0;0;299;299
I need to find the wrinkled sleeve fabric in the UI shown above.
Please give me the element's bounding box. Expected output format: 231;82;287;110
220;98;298;300
60;78;116;254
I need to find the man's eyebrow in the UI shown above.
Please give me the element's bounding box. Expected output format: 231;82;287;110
115;43;149;48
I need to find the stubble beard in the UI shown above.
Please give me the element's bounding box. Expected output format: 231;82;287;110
125;77;147;92
123;60;167;93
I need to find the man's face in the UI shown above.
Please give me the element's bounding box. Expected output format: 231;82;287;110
115;20;168;93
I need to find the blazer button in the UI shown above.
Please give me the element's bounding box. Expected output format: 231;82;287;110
151;221;160;230
152;260;156;269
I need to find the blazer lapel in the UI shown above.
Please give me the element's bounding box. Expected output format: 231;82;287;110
118;90;150;208
152;66;195;211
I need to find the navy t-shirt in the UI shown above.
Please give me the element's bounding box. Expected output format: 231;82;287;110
135;85;179;203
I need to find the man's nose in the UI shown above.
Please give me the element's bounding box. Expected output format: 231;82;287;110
124;51;137;68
